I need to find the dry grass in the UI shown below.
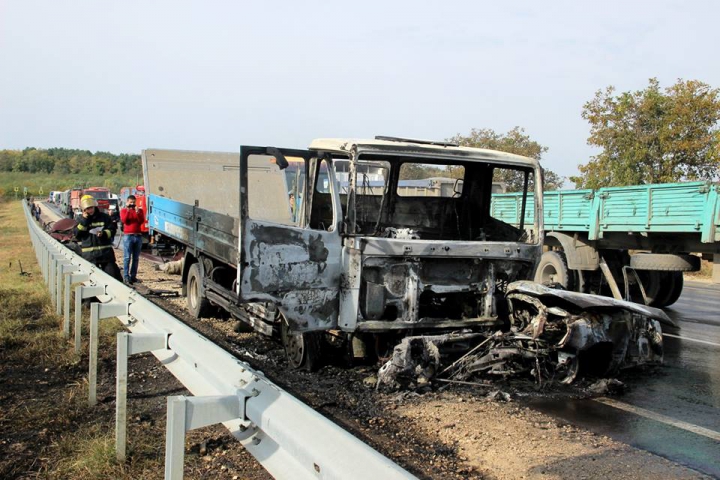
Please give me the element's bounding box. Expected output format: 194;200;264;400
0;200;165;479
0;202;75;366
685;258;714;282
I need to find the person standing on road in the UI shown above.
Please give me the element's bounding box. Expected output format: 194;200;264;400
73;195;122;280
120;194;145;285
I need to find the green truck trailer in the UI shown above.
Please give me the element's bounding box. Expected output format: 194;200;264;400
491;181;720;307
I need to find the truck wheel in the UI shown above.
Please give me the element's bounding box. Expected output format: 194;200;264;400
534;251;574;290
187;262;211;318
280;317;322;371
661;272;684;307
630;253;700;272
637;271;669;307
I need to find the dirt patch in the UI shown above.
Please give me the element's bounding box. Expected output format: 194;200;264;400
394;391;706;479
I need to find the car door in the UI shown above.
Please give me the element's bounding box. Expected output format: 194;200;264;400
237;146;343;332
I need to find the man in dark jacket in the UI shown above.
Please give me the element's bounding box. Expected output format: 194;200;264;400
73;195;122;280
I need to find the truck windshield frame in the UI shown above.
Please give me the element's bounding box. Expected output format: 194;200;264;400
341;152;541;244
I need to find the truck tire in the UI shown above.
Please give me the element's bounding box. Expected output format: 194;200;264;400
280;317;322;372
187;262;211;318
639;271;684;308
534;251;574;290
660;271;684;307
637;271;668;307
630;253;700;272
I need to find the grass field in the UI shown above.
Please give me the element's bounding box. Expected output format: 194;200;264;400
0;172;139;199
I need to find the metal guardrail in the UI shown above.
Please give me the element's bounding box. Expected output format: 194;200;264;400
23;201;416;480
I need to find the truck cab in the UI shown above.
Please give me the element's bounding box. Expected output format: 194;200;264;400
143;138;544;368
236;137;544;363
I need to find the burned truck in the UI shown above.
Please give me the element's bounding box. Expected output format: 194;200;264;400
143;137;667;382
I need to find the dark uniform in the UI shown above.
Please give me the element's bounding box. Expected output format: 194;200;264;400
73;208;122;280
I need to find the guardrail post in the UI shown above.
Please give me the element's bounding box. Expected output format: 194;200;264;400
164;395;245;480
49;254;56;302
48;253;64;306
42;248;48;284
62;269;84;339
116;332;169;461
89;301;130;406
55;258;72;315
73;284;104;353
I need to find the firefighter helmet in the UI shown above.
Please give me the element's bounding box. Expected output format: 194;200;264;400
80;195;98;210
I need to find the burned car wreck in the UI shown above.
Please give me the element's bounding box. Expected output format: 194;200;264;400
377;281;668;390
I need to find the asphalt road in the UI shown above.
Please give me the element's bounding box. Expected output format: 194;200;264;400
531;280;720;478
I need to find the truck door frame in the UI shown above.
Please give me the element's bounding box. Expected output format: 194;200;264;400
237;146;343;332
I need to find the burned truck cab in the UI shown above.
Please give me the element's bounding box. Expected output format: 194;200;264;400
237;137;543;347
310;137;545;337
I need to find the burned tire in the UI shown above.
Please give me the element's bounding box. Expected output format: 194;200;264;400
534;251;574;290
630;253;700;272
280;316;322;372
187;262;211;318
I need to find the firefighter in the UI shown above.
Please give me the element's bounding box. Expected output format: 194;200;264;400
73;195;122;280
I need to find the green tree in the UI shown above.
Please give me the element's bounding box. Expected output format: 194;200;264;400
398;163;447;180
448;127;564;191
573;78;720;189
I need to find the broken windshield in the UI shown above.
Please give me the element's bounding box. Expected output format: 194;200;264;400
341;155;538;243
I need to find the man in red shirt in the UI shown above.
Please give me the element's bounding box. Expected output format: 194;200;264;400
120;195;145;284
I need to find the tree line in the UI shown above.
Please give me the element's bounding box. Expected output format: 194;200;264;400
0;148;142;177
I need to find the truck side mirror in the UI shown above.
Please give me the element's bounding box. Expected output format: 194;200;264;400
453;179;463;197
267;148;289;170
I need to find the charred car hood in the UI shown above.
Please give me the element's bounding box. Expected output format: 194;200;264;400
507;280;674;326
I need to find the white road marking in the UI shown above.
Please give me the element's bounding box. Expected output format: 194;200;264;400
594;397;720;442
682;284;720;292
674;297;718;308
663;333;720;347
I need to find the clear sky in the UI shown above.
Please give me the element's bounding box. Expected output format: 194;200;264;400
1;0;718;182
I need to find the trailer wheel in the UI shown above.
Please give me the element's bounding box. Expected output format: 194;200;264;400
534;251;574;290
187;262;211;318
280;316;322;372
630;253;700;272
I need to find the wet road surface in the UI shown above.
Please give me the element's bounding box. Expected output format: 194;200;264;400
531;281;720;477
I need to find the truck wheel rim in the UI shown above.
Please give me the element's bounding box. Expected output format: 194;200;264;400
189;276;198;309
539;264;560;284
281;320;305;368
